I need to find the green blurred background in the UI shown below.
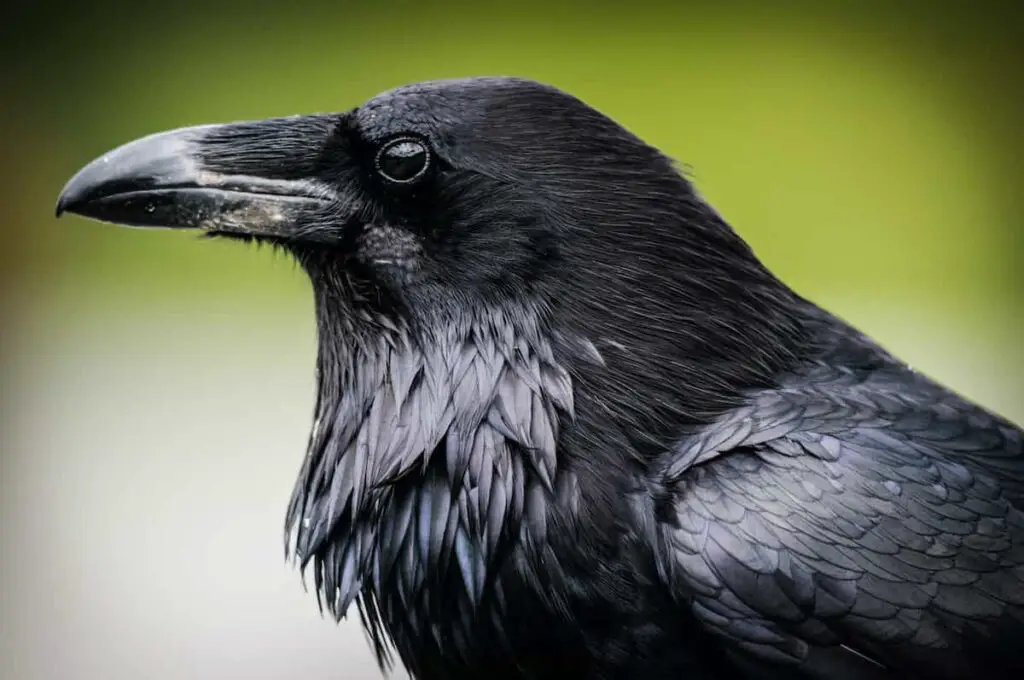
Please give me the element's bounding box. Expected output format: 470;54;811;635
1;1;1021;679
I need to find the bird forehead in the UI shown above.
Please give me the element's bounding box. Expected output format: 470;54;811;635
354;77;560;143
355;95;444;142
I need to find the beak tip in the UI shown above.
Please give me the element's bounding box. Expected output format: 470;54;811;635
54;179;84;219
55;157;102;220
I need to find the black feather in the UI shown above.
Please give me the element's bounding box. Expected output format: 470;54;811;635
66;76;1021;680
276;78;1024;679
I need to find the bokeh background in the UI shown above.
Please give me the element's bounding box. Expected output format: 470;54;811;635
2;1;1021;679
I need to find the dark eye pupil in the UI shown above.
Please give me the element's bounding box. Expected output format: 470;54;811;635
377;139;428;182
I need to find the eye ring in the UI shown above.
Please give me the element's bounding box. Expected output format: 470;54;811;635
374;136;431;184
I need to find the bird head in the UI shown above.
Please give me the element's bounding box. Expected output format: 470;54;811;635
56;76;804;410
56;77;780;322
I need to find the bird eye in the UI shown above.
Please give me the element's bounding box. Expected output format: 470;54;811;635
375;137;430;184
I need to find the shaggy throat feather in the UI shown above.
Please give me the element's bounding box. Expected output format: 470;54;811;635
284;313;576;638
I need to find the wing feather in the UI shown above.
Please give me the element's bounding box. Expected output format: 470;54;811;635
656;362;1024;679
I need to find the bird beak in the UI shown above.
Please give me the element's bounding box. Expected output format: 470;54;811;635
55;115;341;239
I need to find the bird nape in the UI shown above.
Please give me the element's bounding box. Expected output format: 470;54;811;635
56;77;1023;680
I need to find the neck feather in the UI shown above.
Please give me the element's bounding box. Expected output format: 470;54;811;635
285;292;576;663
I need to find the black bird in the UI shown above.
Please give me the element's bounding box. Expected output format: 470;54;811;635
55;77;1023;680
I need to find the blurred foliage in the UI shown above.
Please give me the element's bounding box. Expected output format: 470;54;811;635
0;0;1020;393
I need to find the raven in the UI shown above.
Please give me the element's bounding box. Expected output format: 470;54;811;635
56;77;1023;680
